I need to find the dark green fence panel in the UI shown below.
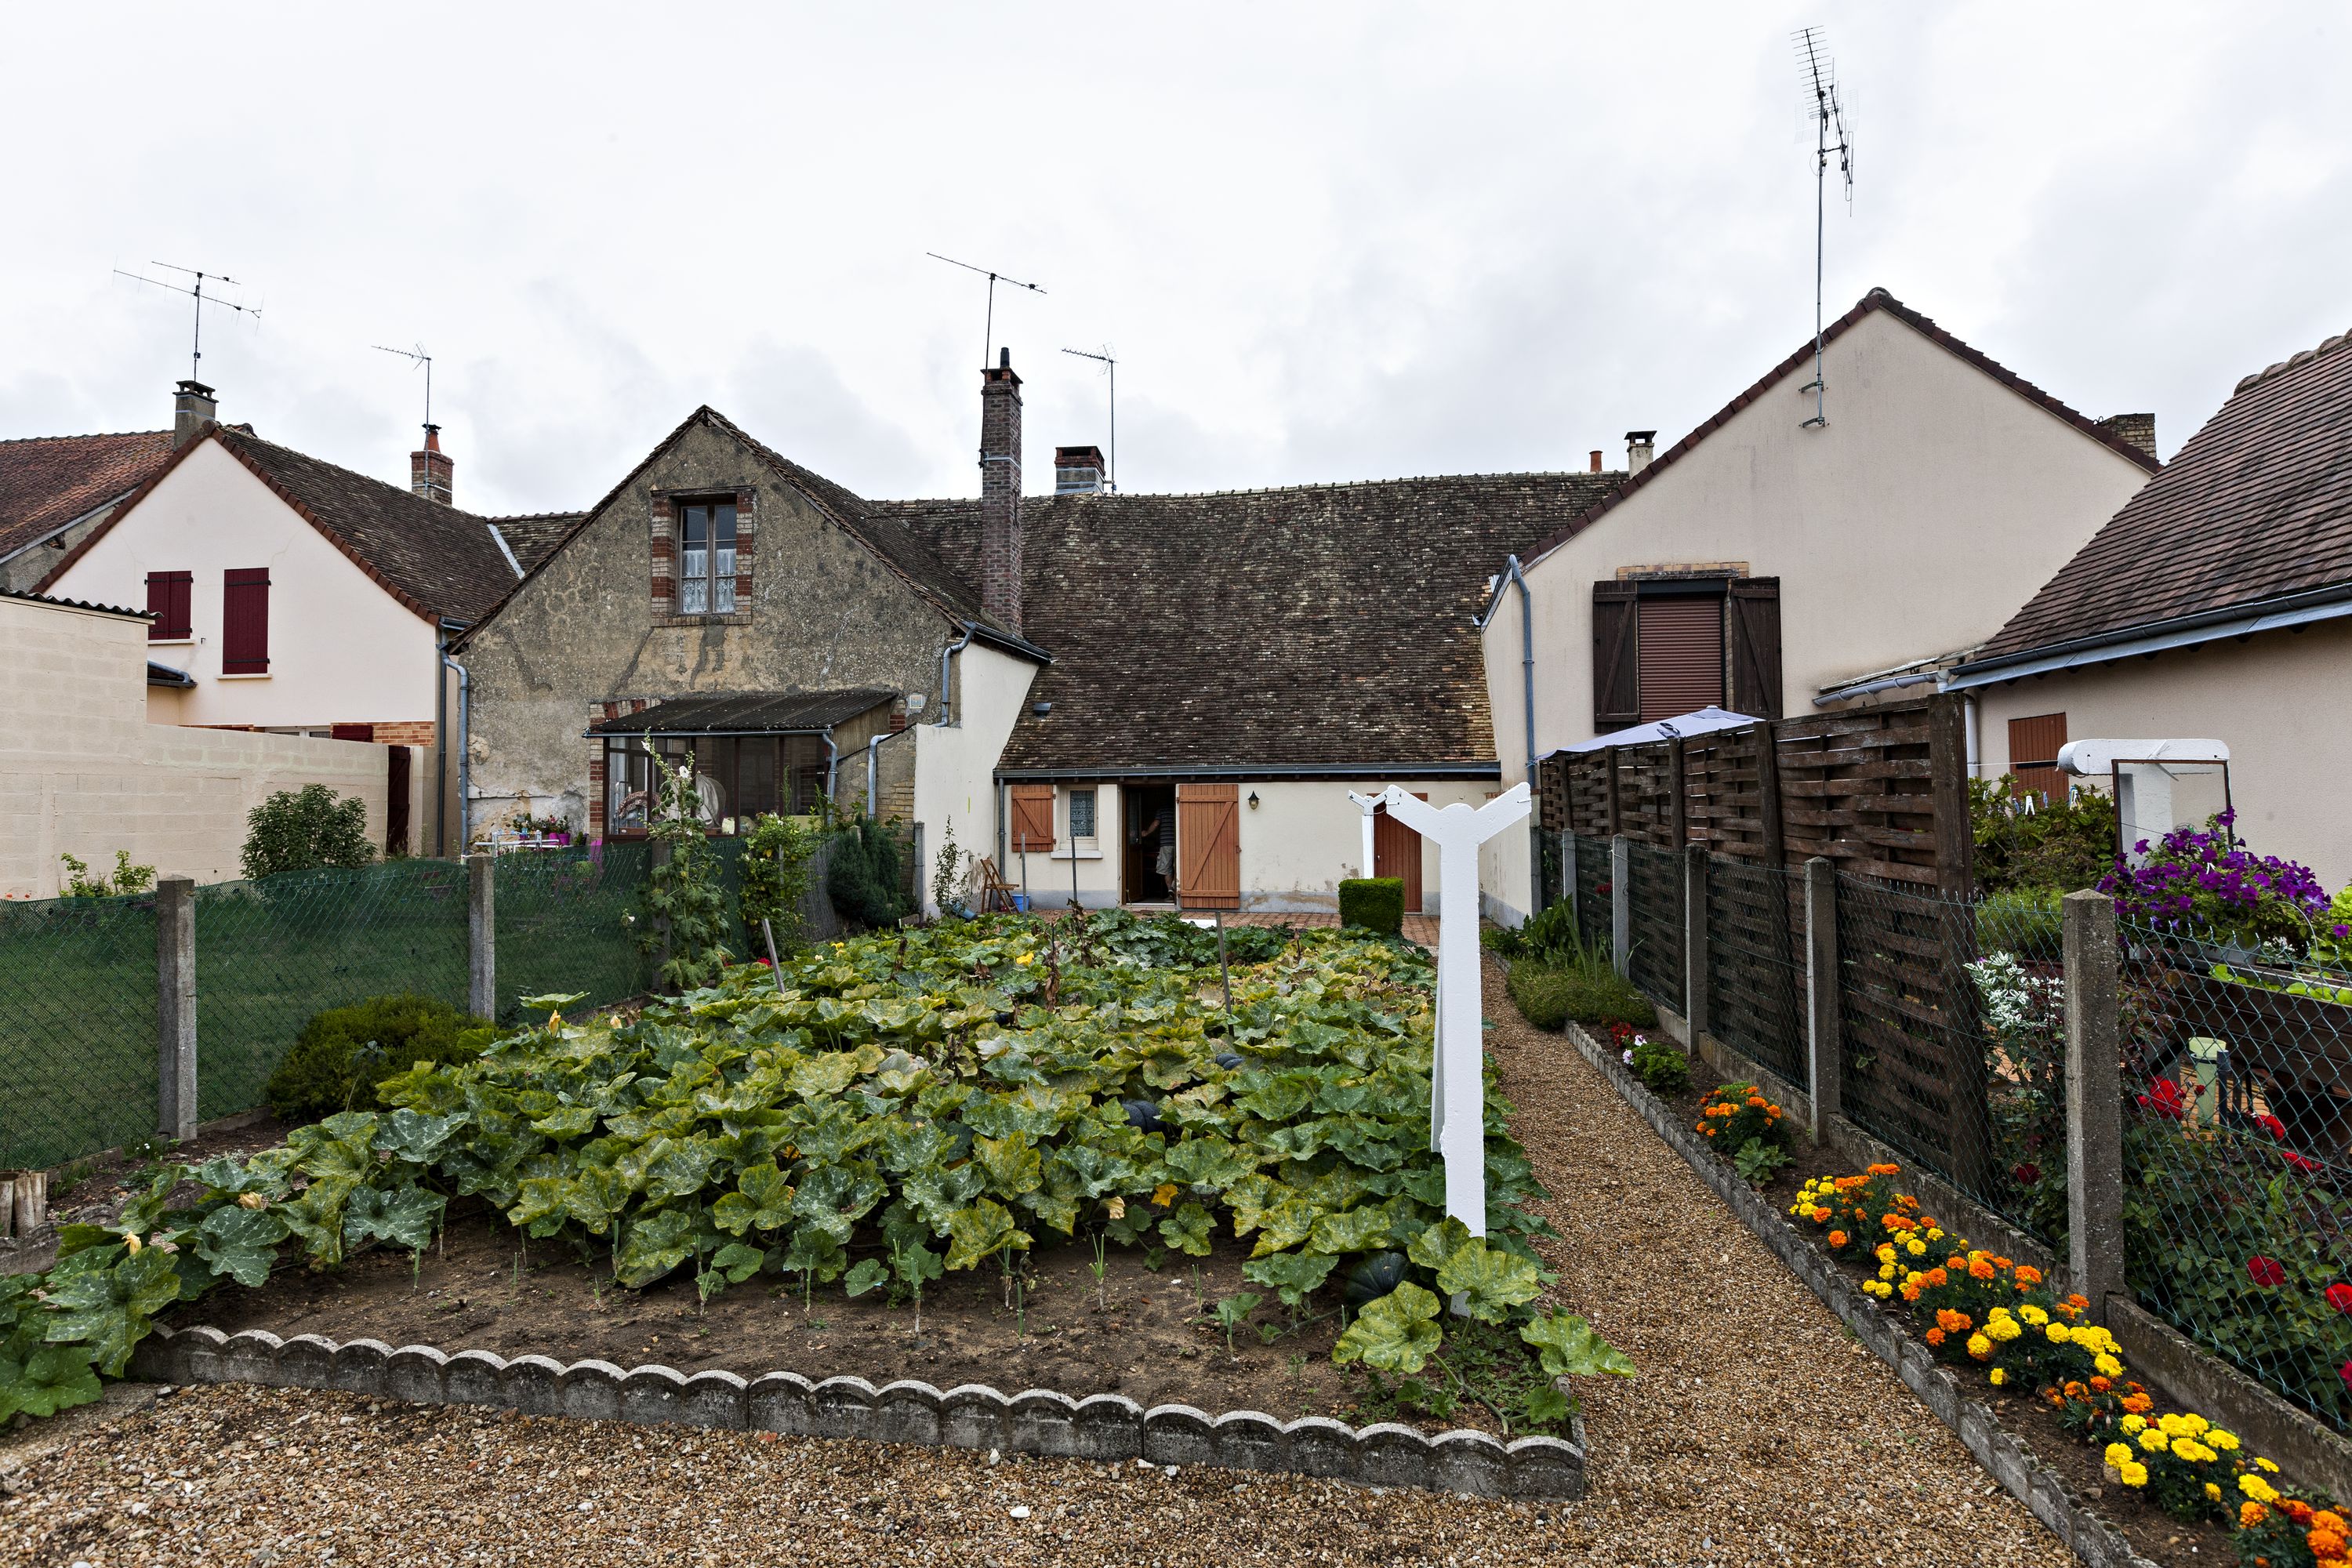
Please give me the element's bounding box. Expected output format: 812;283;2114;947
0;892;158;1170
496;843;649;1014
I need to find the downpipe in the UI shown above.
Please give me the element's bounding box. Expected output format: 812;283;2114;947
439;646;471;856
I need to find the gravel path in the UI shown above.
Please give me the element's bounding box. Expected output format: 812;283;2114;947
0;957;2071;1567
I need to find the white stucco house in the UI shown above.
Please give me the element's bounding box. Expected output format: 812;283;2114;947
38;399;574;856
1472;288;2164;922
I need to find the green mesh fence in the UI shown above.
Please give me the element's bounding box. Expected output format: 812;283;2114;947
1573;834;1611;958
1624;842;1685;1015
192;861;470;1122
2119;920;2352;1433
0;891;159;1170
1705;856;1806;1096
495;843;651;1017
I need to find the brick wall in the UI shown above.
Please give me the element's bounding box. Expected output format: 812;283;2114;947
979;353;1024;633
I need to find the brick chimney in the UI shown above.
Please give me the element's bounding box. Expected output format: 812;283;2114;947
2097;412;2158;463
173;379;217;448
1588;449;1602;474
979;349;1023;631
410;423;454;506
1054;445;1105;495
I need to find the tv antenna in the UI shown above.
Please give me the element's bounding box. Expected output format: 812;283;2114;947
927;252;1045;368
114;263;260;385
1793;26;1853;430
372;343;434;430
1060;346;1118;492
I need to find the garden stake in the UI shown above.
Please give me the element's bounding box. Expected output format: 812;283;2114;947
1215;910;1232;1012
761;919;787;993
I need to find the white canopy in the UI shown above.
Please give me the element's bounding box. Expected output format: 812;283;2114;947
1553;706;1762;756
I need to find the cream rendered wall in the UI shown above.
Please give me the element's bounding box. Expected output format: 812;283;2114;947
1972;620;2352;889
1237;779;1494;915
1478;307;2156;924
1;596;387;897
44;439;442;730
912;642;1037;914
1033;782;1122;909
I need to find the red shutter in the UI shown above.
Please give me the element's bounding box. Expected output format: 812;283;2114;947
1008;784;1055;854
145;571;192;640
1592;580;1640;731
223;568;270;673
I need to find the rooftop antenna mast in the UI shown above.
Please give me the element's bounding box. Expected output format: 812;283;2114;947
1060;346;1118;492
927;252;1046;368
114;262;261;384
1793;26;1853;429
372;343;434;430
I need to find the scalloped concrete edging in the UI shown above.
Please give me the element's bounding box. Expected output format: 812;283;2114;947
126;1324;1586;1499
1563;1022;2158;1568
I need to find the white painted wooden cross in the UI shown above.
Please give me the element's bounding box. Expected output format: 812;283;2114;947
1377;783;1530;1237
1345;789;1381;879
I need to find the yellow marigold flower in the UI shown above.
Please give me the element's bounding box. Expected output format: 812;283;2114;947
2158;1414;2189;1438
2138;1428;2170;1454
2044;1323;2071;1345
2180;1413;2208;1436
1905;1238;1927;1256
1876;1243;1896;1265
2257;1457;2280;1473
2240;1474;2280;1503
2209;1430;2240;1452
2177;1441;2216;1465
2205;1483;2223;1502
1926;1227;1945;1241
1878;1264;1896;1282
2103;1442;2133;1470
1988;1368;2006;1387
1965;1333;1993;1360
2093;1353;2123;1377
2119;1462;2149;1488
2020;1305;2049;1327
2120;1415;2146;1435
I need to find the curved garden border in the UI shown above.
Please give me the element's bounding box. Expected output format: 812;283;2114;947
127;1324;1587;1500
1562;1020;2158;1568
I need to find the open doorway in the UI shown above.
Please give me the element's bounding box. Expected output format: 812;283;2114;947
1124;784;1176;904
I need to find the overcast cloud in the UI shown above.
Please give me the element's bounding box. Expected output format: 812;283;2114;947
5;2;2347;514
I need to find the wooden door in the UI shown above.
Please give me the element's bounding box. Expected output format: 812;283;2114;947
1374;793;1428;913
1175;783;1240;910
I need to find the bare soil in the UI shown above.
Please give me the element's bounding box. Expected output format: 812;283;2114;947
178;1200;1379;1427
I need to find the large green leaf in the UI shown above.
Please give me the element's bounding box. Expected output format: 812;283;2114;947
615;1207;697;1287
343;1185;445;1252
974;1132;1042;1197
374;1109;470;1166
1308;1206;1392;1255
1241;1250;1338;1307
900;1163;985;1231
1520;1312;1636;1379
1162;1135;1254;1191
712;1162;795;1235
0;1340;103;1421
792;1163;886;1243
944;1199;1027;1271
1435;1238;1542;1323
1406;1215;1475;1272
1332;1283;1443;1374
193;1204;290;1288
43;1247;183;1376
1159;1202;1214;1257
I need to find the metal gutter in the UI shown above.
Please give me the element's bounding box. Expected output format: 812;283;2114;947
1813;670;1939;706
965;620;1052;665
937;626;975;726
866;724;917;816
1942;586;2352;691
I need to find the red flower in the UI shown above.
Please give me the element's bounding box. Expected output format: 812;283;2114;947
2339;1359;2352;1396
755;957;773;968
2137;1078;2188;1121
2326;1283;2352;1315
2256;1112;2288;1140
2284;1150;2322;1174
2248;1256;2287;1287
2013;1162;2041;1185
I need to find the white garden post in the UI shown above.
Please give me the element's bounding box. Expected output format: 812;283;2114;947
1377;783;1530;1238
1345;789;1381;879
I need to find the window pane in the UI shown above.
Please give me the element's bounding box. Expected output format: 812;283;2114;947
608;742;650;833
712;568;735;614
1070;788;1097;839
712;503;736;549
679;557;707;613
739;736;778;820
680;505;708;551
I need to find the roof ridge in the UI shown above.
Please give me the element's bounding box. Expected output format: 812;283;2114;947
2233;326;2352;394
0;429;172;446
877;470;1630;508
216;426;499;524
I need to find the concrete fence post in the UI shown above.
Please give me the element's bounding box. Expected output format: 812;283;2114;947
1682;844;1710;1040
156;875;198;1142
1804;857;1842;1140
2064;888;2125;1324
1610;835;1631;978
467;853;496;1020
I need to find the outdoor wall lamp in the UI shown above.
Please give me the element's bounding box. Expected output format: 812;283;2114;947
1247;791;1260;809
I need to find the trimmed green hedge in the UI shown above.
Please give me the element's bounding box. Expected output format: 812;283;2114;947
1504;959;1657;1033
264;994;492;1122
1338;877;1405;935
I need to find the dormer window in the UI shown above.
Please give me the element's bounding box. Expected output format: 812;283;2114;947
677;500;739;615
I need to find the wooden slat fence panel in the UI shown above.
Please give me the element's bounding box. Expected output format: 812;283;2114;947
1624;841;1683;1013
1705;855;1806;1091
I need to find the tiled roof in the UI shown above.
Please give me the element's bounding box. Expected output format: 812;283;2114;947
1974;325;2352;662
0;430;175;561
881;471;1623;773
0;584;149;620
1523;287;2161;568
484;512;584;574
584;688;895;736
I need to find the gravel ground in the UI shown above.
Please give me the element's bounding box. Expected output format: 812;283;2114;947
0;956;2073;1567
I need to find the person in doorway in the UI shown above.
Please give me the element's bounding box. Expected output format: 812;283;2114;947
1133;806;1178;895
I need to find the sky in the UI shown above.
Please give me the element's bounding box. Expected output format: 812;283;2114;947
4;2;2347;516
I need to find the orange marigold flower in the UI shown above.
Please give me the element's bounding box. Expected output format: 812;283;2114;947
1746;1094;1767;1108
2014;1265;2044;1286
1969;1258;1998;1281
1947;1255;1969;1272
1867;1162;1900;1176
2241;1501;2269;1529
1936;1308;1972;1335
2318;1512;2348;1532
1925;1327;1947;1347
1828;1230;1849;1248
2283;1499;2318;1525
1923;1268;1949;1288
2067;1293;2089;1310
1900;1283;1923;1302
2122;1393;2152;1414
2061;1381;2086;1399
2089;1377;2111;1394
2310;1529;2347;1559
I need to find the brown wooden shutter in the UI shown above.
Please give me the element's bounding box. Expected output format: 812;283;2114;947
331;723;376;742
1635;595;1725;720
1592;580;1639;731
385;745;412;855
1176;782;1240;909
2006;713;2068;804
1007;783;1055;854
145;571;191;640
222;568;270;673
1727;577;1782;720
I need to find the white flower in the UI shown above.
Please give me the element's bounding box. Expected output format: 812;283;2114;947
1622;1050;1634;1064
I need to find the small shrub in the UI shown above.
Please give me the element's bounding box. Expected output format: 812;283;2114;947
1970;775;2117;895
59;850;156;898
241;785;376;880
829;818;911;928
264;993;489;1121
1976;887;2064;961
931;819;966;916
1608;1022;1689;1094
1505;958;1656;1032
1697;1082;1788;1156
739;811;820;956
630;747;734;991
1338;877;1405;935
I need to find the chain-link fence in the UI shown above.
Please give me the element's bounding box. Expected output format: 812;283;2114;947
0;891;160;1170
1707;856;1806;1096
2118;920;2352;1433
192;861;471;1120
1534;827;1569;914
1624;842;1685;1015
497;843;650;1014
1573;834;1611;958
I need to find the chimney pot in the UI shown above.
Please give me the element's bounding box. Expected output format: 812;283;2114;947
1625;430;1657;474
1588;449;1602;474
172;379;217;448
410;423;455;506
979;354;1024;630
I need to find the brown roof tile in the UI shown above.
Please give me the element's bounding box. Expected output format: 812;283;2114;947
484;512;585;573
1976;325;2352;662
0;430;174;561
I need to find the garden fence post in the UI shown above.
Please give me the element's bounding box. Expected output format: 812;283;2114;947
1610;834;1631;978
1804;857;1842;1140
155;874;197;1142
468;852;495;1019
2063;887;2125;1325
1682;844;1709;1042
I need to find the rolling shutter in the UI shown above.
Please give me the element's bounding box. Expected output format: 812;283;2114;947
223;568;270;673
1727;577;1783;720
2007;713;2068;804
1635;595;1725;721
145;571;192;640
1592;580;1639;731
1007;783;1055;854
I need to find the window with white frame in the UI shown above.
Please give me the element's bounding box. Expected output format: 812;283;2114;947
1067;786;1098;842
